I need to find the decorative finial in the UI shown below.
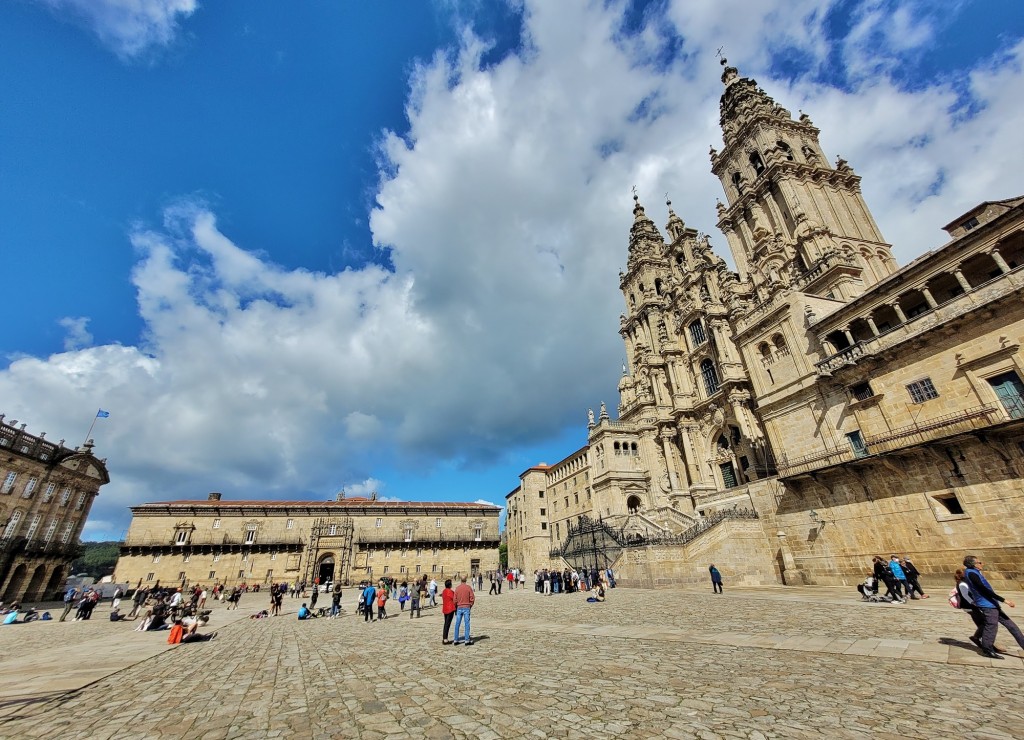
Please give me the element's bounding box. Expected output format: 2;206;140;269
716;46;725;64
632;184;638;202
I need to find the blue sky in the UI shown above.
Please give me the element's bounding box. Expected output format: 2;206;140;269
2;0;1023;540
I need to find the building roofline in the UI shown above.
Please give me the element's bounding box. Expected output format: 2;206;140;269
130;499;501;514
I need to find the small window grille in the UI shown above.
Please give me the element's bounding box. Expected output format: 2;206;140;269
907;378;939;404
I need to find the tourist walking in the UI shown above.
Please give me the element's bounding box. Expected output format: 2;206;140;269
709;564;723;594
362;582;377;622
398;582;409;611
872;557;903;603
889;556;909;599
489;574;498;595
428;578;438;607
410;580;422;618
902;557;928;599
376;582;389;620
964;555;1024;659
441;578;456;644
331;583;343;617
59;587;78;622
452;575;475;645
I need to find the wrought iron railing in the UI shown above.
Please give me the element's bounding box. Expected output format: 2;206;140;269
862;404;1002;453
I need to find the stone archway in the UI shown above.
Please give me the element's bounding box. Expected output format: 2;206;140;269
626;495;642;514
45;567;65;600
24;564;47;602
316;553;336;587
2;564;28;602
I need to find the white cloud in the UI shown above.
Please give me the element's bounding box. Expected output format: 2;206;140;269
36;0;198;60
58;317;93;351
343;479;387;499
4;1;1024;539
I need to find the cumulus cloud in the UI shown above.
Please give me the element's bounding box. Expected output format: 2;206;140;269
58;317;94;351
343;478;387;499
4;0;1024;539
36;0;198;60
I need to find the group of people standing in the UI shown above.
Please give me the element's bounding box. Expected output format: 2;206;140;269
533;567;615;595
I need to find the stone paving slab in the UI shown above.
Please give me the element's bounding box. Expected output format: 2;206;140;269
0;586;1022;738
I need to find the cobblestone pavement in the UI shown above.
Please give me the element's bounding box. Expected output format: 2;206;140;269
1;586;1023;739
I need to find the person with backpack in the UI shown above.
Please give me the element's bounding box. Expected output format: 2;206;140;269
362;582;377;622
872;556;904;603
59;587;78;622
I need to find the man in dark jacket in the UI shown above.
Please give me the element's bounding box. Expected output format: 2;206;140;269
900;557;928;599
964;554;1024;659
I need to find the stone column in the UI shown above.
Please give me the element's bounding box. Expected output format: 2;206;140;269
921;287;938;309
991;249;1011;274
891;302;908;323
843;328;855;346
866;317;880;336
678;424;703;486
660;431;681;492
953;269;972;293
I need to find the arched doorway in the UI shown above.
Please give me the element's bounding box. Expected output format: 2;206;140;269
2;564;28;601
626;495;642;514
24;564;47;602
45;567;65;600
316;554;335;587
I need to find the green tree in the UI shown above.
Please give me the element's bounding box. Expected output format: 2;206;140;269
71;541;121;580
498;542;508;569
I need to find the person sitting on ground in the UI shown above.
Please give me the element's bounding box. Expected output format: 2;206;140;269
298;603;313;620
109;607;125;622
167;618;216;644
586;584;606;603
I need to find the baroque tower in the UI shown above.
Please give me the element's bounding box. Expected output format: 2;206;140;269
710;59;897;303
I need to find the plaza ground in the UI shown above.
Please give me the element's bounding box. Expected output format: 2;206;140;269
0;584;1022;739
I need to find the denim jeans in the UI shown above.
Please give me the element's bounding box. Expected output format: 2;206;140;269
453;606;471;642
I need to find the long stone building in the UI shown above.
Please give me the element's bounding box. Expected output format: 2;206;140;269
114;492;500;589
507;60;1024;587
0;414;109;602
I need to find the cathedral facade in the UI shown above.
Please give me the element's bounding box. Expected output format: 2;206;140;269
506;62;1024;587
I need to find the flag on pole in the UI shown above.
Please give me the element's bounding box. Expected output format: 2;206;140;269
96;409;110;418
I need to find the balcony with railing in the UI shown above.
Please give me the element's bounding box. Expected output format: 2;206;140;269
356;531;498;546
120;530;306;554
777;403;1019;477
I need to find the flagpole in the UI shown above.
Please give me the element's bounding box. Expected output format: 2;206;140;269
83;414;98;447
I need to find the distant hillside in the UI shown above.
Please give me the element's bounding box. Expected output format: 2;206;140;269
71;541;120;580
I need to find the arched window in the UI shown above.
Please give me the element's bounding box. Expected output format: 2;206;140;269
749;152;765;176
701;359;720;396
717;435;729;452
654;278;663;295
758;343;772;364
689;320;707;347
777;140;794;161
731;172;743;194
772;333;788;356
631;442;638;455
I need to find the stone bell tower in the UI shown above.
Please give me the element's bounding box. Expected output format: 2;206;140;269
709;59;897;303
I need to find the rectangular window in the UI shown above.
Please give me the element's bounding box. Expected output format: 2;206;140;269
416;565;421;573
383;565;389;574
245;525;257;544
907;378;939;404
538;491;544;498
22;477;37;498
43;519;58;543
555;523;560;538
849;382;874;402
213;553;221;562
25;514;41;540
1;472;17;494
266;569;273;579
539;508;546;516
400;565;406;574
238;570;245;579
153;554;161;563
541;522;547;530
241;553;248;562
61;522;74;543
375;518;383;528
962;216;980;231
60;487;72;506
431;546;438;556
75;492;87;510
404;527;413;542
574;493;579;504
175;529;189;545
183;554;191;563
934;492;965;516
474;525;482;541
2;511;22;539
209;571;216;579
43;482;55;502
178;571;186;581
367;550;373;559
212;518;221;529
720;462;738;489
286;519;294;529
436;517;442;528
146;573;154;581
564;497;569;508
328;524;337;536
270;553;277;561
416;547;422;556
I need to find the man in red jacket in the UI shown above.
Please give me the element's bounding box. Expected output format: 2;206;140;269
452;575;476;646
